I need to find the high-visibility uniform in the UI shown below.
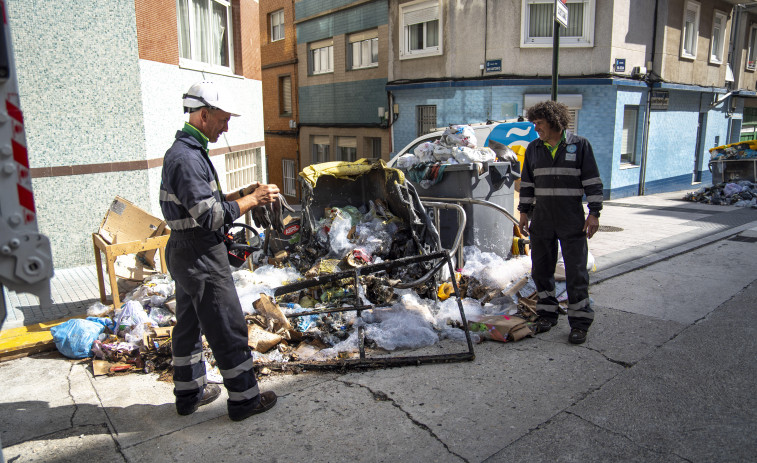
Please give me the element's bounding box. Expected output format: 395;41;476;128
517;131;603;331
160;124;261;414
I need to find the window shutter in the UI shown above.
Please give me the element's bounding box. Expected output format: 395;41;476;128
405;5;438;26
281;76;291;114
313;135;329;145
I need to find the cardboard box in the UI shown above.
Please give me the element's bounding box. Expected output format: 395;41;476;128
98;196;167;268
468;314;533;343
92;197;170;308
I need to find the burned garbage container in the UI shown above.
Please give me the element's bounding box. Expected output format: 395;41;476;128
406;161;519;259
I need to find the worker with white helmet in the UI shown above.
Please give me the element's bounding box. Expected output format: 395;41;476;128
159;81;279;421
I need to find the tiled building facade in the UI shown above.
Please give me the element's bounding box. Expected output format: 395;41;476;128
9;0;266;268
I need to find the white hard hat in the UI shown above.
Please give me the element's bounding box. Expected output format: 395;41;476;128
182;81;240;117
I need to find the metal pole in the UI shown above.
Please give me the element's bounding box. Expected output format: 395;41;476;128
551;19;560;101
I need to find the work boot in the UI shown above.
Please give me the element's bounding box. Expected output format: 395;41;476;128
531;317;557;334
177;384;222;416
569;328;587;345
229;391;278;422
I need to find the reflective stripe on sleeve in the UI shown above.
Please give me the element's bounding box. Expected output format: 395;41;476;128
173;351;204;367
210;201;224;230
520;197;535;204
534;188;584;197
167;217;200;230
586;195;604;203
189;197;216;219
174;376;207;391
582;177;602;186
220;357;254;380
520;181;535;188
227;384;261;402
159;189;182;205
533;167;581;177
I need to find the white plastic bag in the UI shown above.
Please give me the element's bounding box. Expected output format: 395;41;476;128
442;125;477;148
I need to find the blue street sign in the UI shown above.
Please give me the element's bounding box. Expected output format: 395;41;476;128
486;59;502;72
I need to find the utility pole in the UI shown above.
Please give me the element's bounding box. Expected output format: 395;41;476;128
552;0;569;101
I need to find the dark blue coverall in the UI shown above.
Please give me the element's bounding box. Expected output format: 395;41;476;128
159;124;260;414
517;131;603;331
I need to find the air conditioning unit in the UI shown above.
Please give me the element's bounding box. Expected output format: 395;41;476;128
289;120;297;129
632;66;647;78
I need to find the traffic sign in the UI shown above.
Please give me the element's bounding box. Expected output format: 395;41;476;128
555;0;568;29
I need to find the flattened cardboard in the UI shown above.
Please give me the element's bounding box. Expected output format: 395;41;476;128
98;196;167;268
468;314;533;343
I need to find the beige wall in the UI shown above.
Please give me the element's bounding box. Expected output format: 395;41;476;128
390;0;620;80
298;126;391;167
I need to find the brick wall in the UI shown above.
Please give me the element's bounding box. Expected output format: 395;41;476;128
260;0;298;65
264;135;300;200
239;0;262;80
135;0;179;64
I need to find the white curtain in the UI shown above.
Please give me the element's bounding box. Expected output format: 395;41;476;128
191;0;209;63
211;1;228;67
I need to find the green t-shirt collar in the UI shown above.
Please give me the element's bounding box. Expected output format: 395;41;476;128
182;122;209;151
543;131;566;159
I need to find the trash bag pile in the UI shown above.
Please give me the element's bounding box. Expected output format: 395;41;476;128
394;125;508;189
48;273;188;379
683;181;757;207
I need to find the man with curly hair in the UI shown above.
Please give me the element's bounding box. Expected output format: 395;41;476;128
517;100;603;344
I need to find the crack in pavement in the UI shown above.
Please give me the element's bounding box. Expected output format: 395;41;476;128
565;411;695;463
82;364;129;462
66;363;78;428
336;378;469;463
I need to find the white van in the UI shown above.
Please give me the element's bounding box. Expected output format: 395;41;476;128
388;120;538;169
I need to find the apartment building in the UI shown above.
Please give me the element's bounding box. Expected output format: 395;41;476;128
387;0;751;198
8;0;266;268
295;0;392;172
260;0;301;202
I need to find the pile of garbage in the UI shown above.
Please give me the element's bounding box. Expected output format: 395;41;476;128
394;125;514;189
683;181;757;207
709;141;757;161
235;246;538;365
50;274;187;380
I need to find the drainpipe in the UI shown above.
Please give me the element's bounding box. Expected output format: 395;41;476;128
638;0;659;196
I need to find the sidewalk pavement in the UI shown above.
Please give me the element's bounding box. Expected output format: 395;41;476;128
1;191;756;462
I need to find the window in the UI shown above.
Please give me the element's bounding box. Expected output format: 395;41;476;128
710;11;726;64
282;159;297;197
270;9;284;42
400;0;442;59
416;105;437;136
336;137;357;162
365;137;382;158
621;106;639;165
748;25;757;71
177;0;234;73
680;1;700;59
225;148;264;191
309;39;334;75
312;136;330;164
279;75;292;116
521;0;595;47
349;30;379;70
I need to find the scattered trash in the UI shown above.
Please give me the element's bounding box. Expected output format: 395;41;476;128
683;181;757;207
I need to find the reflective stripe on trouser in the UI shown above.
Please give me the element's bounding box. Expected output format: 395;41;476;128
530;234;594;332
167;233;261;414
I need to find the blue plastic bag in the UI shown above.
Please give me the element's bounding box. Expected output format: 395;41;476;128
50;319;105;359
